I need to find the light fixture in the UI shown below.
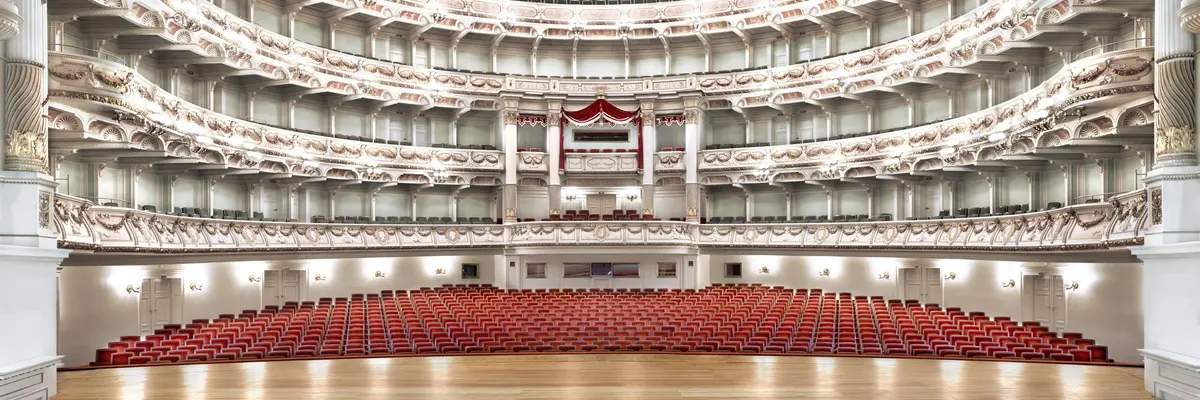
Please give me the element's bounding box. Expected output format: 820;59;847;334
1064;281;1079;291
625;194;638;201
939;147;957;158
125;284;141;294
565;195;577;201
878;271;890;280
374;270;387;279
434;268;446;275
1001;279;1016;288
188;282;204;291
818;268;830;277
430;168;449;184
313;274;327;281
987;132;1007;143
759;266;770;274
248;275;262;283
944;272;957;280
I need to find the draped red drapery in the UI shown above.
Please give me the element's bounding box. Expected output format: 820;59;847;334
560;99;643;171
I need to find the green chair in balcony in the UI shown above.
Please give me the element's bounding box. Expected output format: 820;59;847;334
1047;202;1063;209
968;207;982;218
386;216;399;223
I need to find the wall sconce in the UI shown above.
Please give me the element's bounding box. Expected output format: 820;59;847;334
434;268;446;275
188;282;204;291
248;275;262;283
565;195;577;201
1001;279;1016;288
625;194;638;201
878;271;890;280
818;268;830;277
944;272;957;280
125;284;141;294
1064;281;1079;291
759;266;770;274
313;274;327;282
374;271;387;279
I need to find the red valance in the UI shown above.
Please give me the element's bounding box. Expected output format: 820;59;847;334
657;115;687;126
561;99;641;125
516;115;547;127
560;99;645;171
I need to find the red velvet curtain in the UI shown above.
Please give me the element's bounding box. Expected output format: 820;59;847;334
560;99;643;171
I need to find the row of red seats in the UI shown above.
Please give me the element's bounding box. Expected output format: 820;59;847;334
89;284;1110;367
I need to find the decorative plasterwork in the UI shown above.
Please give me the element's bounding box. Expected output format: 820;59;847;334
62;0;1054;100
698;48;1154;175
54;189;1147;252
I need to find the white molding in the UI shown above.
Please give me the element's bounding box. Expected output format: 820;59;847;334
1142;349;1200;400
0;356;63;400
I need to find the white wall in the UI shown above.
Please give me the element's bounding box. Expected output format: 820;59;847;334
705;254;1143;363
514;254;688;291
59;254;498;366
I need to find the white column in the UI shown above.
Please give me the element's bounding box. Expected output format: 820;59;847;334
288;185;299;221
893;184;903;220
129;168;141;208
328;189;337;217
825;189;833;219
865;187;874;218
502;106;519;222
1137;2;1200;392
684;106;701;222
285;100;296;128
785;190;793;221
369;190;378;220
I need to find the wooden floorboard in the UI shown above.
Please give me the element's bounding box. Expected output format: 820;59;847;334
55;354;1150;400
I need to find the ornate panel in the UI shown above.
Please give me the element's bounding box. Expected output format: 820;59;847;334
55;192;1145;253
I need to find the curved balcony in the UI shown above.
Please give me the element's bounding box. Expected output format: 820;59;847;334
698;46;1154;180
48;52;504;183
56;0;1068;101
47;46;1152;182
53;189;1147;253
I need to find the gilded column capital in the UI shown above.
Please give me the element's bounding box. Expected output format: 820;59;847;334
683;108;700;124
502;109;520;126
547;111;562;126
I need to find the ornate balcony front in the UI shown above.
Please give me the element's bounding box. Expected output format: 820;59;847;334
564;152;640;174
55;190;1149;254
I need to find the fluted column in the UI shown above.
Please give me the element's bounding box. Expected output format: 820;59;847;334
1137;5;1200;396
1153;3;1196;168
502;104;519;222
4;0;47;174
684;106;700;222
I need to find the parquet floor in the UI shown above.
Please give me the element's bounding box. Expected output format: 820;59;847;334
55;354;1149;399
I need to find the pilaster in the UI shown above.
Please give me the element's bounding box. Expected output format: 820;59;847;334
683;103;700;222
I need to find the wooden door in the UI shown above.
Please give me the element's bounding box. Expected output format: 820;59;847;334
138;279;152;336
1031;275;1053;327
151;278;174;330
902;268;923;302
587;194;617;216
1052;275;1067;333
923;268;943;305
263;270;280;307
281;270;303;304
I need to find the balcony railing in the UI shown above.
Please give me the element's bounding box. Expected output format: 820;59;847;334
54;189;1149;253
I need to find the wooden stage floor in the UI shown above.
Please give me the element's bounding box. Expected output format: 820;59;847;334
55;354;1149;399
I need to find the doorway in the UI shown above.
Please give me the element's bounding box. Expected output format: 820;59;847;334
138;277;182;336
900;267;943;305
1023;274;1067;333
263;269;307;307
586;194;617;216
